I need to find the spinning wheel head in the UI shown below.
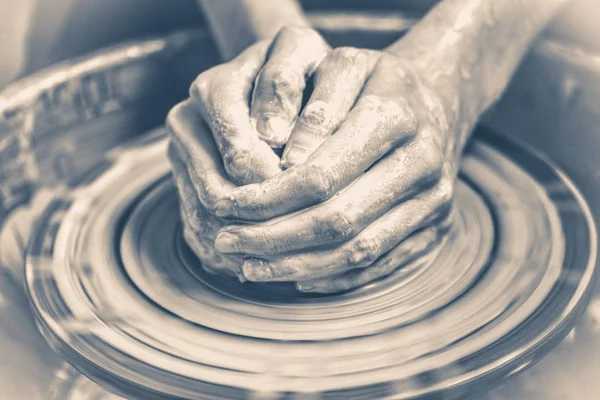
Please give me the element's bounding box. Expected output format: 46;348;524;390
26;128;597;399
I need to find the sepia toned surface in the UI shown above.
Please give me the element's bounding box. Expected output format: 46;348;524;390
1;12;600;400
22;125;595;398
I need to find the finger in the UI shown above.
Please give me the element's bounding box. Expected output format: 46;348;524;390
251;27;330;148
190;41;282;185
215;93;418;220
241;180;454;282
297;228;442;293
214;138;443;255
167;100;237;213
296;214;454;293
170;146;244;280
181;217;245;281
281;48;381;168
181;216;245;281
168;142;227;239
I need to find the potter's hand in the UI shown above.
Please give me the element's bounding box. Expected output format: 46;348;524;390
209;0;570;291
213;50;460;292
167;27;330;279
167;136;245;280
169;27;330;189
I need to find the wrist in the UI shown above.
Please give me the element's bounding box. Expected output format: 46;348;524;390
387;0;570;154
389;51;471;160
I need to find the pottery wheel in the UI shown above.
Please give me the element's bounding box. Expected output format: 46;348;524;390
25;128;597;399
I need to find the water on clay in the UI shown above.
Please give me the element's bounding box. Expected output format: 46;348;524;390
1;21;600;400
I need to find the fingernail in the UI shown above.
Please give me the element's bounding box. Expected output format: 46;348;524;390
281;145;308;169
215;198;236;218
214;232;240;253
242;258;273;281
295;282;315;292
257;116;290;147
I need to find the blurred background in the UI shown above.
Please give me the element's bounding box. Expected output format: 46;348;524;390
1;0;600;89
0;0;201;89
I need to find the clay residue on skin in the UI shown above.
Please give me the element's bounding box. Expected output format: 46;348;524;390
390;0;569;155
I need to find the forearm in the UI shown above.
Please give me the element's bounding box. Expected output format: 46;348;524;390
197;0;310;60
388;0;568;151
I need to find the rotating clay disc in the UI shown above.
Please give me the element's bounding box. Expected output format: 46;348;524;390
25;127;597;400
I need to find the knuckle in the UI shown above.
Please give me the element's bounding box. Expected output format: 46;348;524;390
190;69;215;102
385;100;418;139
348;238;380;267
317;48;377;78
321;47;360;72
395;102;418;137
358;95;403;118
415;140;445;178
356;94;388;113
260;238;280;255
297;165;336;201
357;95;418;139
316;210;355;243
331;47;371;64
335;277;355;292
332;47;361;60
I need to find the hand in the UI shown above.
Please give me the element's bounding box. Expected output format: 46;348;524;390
169;26;330;187
167;27;330;278
212;49;461;292
168;140;244;280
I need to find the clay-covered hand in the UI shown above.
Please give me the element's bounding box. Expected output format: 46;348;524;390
167;138;245;281
169;26;330;187
213;49;461;292
167;27;330;279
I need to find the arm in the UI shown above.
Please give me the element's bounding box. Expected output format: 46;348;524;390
196;0;310;60
388;0;569;155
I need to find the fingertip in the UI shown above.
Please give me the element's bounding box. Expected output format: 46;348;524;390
214;231;240;253
295;281;315;292
242;258;274;281
280;144;310;169
214;198;237;218
255;115;292;148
